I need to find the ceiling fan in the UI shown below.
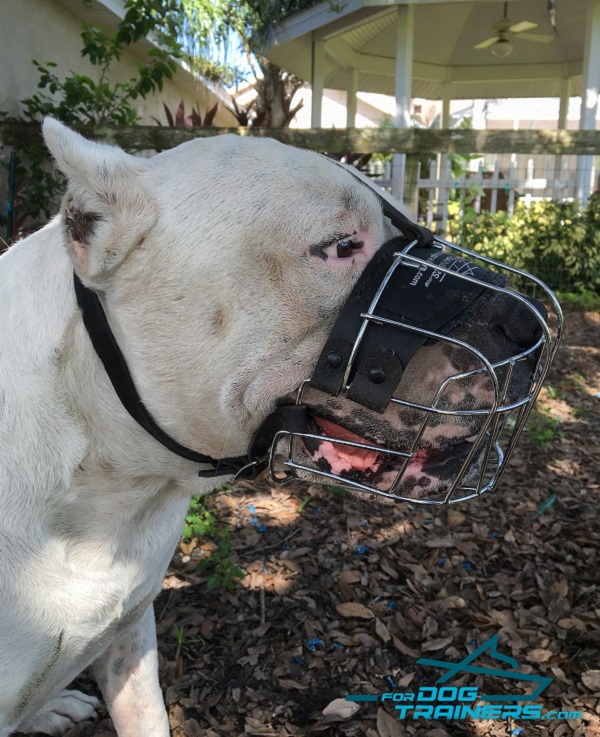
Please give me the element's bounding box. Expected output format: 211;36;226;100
474;2;554;57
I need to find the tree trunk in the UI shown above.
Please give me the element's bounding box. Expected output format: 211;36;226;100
251;59;304;128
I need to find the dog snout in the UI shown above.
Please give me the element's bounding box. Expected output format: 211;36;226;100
492;293;547;349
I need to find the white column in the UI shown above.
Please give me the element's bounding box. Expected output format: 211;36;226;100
441;84;451;128
311;35;325;128
558;77;570;128
394;5;414;128
437;83;452;230
577;0;600;201
346;69;358;128
554;76;570;189
392;4;415;202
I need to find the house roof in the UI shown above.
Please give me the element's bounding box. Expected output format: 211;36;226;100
262;0;589;100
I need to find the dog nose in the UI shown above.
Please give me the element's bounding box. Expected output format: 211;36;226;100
494;294;548;348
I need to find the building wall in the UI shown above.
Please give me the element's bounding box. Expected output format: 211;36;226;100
0;0;237;126
289;87;388;128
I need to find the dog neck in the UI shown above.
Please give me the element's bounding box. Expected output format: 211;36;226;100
0;222;217;514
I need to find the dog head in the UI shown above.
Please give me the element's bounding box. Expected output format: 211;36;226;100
43;119;557;503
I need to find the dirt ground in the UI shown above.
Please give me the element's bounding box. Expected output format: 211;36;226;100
40;308;600;737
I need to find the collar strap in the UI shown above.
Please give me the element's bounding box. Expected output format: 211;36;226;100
73;273;258;479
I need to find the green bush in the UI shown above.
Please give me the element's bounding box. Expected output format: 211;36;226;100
555;288;600;311
447;196;600;296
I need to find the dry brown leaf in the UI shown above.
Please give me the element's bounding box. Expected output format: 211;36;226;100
527;648;553;663
557;617;587;631
421;635;454;653
199;619;213;640
198;541;218;552
551;666;571;684
393;636;420;658
179;539;197;555
446;595;467;608
338;570;362;584
322;698;360;718
162;576;191;590
376;707;407;737
380;558;400;579
278;678;308;690
550;578;569;597
548;595;571;621
183;718;203;737
447;510;465;527
582;670;600;691
168;704;185;731
553;725;571;737
336;602;374;619
273;575;291;596
424;537;455;548
375;618;391;643
352;632;378;647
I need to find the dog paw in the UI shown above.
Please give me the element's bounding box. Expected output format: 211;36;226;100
17;689;100;736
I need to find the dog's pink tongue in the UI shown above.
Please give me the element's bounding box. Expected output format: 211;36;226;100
313;417;380;472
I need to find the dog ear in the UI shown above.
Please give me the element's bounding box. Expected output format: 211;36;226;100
42;117;156;284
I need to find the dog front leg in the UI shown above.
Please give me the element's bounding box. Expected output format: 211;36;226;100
92;603;170;737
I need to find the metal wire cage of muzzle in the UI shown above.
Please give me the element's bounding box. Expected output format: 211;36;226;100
265;235;563;505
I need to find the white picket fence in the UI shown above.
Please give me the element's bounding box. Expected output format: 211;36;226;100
367;153;597;234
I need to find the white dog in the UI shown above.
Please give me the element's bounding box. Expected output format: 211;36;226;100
0;120;542;736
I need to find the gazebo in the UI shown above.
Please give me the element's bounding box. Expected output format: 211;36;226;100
261;0;599;202
262;0;595;129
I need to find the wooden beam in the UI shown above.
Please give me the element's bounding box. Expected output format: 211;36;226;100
319;39;580;85
5;123;600;155
449;61;582;84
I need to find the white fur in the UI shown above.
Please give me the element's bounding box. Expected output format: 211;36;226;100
0;119;396;736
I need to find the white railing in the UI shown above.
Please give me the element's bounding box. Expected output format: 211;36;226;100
367;154;597;234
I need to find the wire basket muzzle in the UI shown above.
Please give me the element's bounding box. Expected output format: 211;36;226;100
266;236;562;505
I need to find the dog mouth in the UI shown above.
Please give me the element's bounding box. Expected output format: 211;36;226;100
299;414;480;497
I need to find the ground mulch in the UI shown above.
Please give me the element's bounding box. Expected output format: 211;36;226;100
54;309;600;737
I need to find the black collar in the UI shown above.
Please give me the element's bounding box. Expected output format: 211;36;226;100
73;273;260;479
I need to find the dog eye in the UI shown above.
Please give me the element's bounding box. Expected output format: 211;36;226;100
336;239;364;259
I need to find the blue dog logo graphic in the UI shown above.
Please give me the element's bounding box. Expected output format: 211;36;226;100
417;633;552;702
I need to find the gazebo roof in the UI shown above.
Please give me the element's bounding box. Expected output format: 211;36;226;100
262;0;588;100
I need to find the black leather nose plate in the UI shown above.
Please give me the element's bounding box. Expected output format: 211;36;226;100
310;239;505;413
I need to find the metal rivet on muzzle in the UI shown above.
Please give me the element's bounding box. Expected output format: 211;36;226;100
368;366;386;384
326;351;343;368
